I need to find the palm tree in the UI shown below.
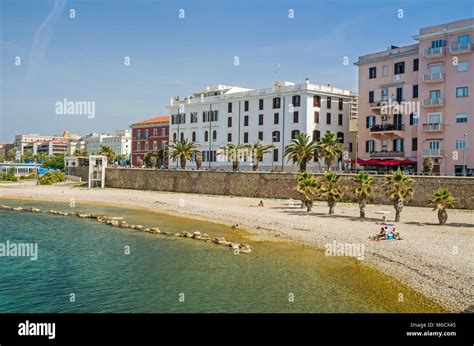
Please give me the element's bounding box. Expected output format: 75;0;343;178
5;148;16;161
318;172;344;214
429;188;457;225
74;149;88;157
220;143;249;172
284;133;318;172
168;139;199;169
423;157;434;175
99;145;116;164
352;172;375;218
382;172;415;222
318;131;344;171
296;172;318;212
249;142;274;171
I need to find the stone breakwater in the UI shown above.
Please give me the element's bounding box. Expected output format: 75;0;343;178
0;205;254;254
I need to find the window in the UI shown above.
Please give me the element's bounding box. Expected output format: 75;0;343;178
368;91;374;103
259;99;264;110
457;61;468;72
396;86;403;102
180;133;184;141
161;128;166;136
228;102;232;113
244;132;249;143
227;133;232;142
192;131;196;142
227;117;232;127
314;111;319;123
456;87;468;97
137;130;141;140
313;95;321;107
413;58;419;71
456;139;467;150
456;113;468;123
292;95;301;107
273;97;281;109
326;113;331;124
430;90;441;99
137;142;141;151
326;97;332;109
458;34;470;45
244;115;249;126
412;138;418;151
291;130;300;139
172;133;176;141
338;98;343;110
413;85;418;98
145;129;149;139
428;113;441;125
212;130;217;141
144;142;149;151
274;113;279;124
258;131;263;141
153;141;157;150
381;87;388;101
382;65;388;77
409;112;419;126
273;149;279;162
337;132;344;144
393;139;404;152
258;114;264;126
394;61;405;75
431;39;447;48
313;130;321;142
338;114;343;126
211;110;218;122
293;111;299;123
244;100;249;112
204;131;209;142
272;131;280;142
366;140;374;153
153;128;158;136
369;67;376;79
366;115;376;128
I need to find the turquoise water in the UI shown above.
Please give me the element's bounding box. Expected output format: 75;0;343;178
0;199;446;313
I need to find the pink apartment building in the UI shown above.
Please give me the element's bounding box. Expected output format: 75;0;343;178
356;18;473;175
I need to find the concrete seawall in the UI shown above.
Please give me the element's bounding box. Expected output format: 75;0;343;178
69;167;474;209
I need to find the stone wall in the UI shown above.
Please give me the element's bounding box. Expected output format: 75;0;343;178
69;167;474;209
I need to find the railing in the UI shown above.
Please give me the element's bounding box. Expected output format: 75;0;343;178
423;73;444;82
449;42;472;54
422;98;444;107
422;123;443;132
422;149;443;157
370;124;405;132
370;151;404;158
423;47;444;57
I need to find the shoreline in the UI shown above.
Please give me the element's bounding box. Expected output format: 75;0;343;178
1;183;473;312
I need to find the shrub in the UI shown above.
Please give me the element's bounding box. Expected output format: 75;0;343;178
0;173;18;181
38;171;66;185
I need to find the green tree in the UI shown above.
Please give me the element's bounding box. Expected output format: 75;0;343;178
284;133;319;172
423;157;434;176
352;172;375;218
220;143;249;172
296;172;318;212
74;149;89;156
99;146;116;164
318;131;344;171
382;172;415;222
21;150;34;162
168;139;199;169
318;172;345;214
249;142;274;171
5;148;16;161
43;155;65;170
429;188;457;225
144;152;158;168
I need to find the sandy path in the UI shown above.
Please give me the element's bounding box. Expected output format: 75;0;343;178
1;182;473;311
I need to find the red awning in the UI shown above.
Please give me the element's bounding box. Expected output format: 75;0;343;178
349;158;367;164
379;160;402;165
400;159;416;164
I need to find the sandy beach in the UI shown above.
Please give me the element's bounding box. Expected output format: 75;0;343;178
1;181;473;312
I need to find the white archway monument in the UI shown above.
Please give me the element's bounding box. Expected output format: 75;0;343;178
88;155;107;189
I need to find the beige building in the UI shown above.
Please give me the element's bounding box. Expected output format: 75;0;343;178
355;18;473;175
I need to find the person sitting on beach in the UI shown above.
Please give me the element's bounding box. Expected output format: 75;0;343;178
376;227;387;241
249;200;264;207
391;228;402;240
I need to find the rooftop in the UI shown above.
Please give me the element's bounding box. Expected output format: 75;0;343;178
131;116;170;126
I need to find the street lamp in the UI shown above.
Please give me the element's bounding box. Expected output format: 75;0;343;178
208;104;212;170
355;134;359;173
176;108;180;169
463;132;467;176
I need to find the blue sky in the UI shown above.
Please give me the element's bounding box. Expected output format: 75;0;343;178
1;0;473;141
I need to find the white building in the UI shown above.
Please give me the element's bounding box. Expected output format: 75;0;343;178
82;129;131;157
167;81;358;171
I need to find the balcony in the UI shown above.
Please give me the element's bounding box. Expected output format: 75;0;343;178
422;98;444;108
422;149;444;157
423;73;444;83
369;101;386;110
423;47;445;58
449;42;472;54
370;151;405;158
422;123;444;132
370;123;405;132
